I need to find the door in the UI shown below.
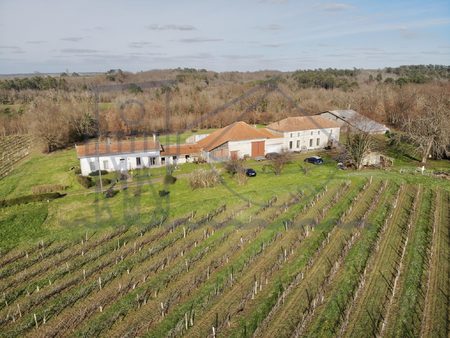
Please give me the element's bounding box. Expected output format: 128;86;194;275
251;141;265;157
230;151;238;160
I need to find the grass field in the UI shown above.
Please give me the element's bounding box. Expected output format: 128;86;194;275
0;137;449;337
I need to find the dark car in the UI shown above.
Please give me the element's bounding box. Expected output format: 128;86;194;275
245;168;257;177
304;156;324;165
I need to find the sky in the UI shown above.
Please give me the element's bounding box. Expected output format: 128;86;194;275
0;0;449;74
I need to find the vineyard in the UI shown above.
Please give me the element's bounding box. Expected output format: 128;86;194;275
0;173;448;338
0;135;33;180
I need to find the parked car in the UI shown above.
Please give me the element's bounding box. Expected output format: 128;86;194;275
304;156;324;165
245;168;257;177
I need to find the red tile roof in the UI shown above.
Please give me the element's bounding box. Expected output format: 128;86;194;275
76;139;160;158
161;144;201;156
196;121;280;151
267;115;340;132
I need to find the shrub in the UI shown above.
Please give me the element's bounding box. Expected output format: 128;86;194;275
164;174;177;185
0;192;66;208
224;159;245;176
104;187;118;198
95;177;112;187
159;190;170;197
189;169;221;189
89;170;108;176
236;171;248;185
31;184;67;195
76;175;95;188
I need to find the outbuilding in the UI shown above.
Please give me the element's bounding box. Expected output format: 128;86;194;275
317;110;389;134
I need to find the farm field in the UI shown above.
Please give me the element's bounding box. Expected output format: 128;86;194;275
0;142;449;337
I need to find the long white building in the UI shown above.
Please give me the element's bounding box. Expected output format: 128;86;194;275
76;139;161;176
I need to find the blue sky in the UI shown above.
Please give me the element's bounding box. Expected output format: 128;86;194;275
0;0;449;74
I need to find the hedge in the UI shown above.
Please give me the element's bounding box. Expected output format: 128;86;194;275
0;193;66;208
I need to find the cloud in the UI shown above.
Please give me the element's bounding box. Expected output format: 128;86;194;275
221;54;264;60
177;37;223;43
320;3;354;11
261;43;283;48
61;37;84;42
60;48;101;54
398;28;418;39
0;45;25;54
257;24;282;31
128;41;154;48
26;40;46;44
147;24;196;31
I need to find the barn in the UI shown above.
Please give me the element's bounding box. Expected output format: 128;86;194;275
196;121;283;161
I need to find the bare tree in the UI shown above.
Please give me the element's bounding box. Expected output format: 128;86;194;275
344;130;373;170
265;151;292;175
27;94;71;152
401;94;450;164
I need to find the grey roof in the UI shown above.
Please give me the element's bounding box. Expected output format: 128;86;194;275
318;109;389;133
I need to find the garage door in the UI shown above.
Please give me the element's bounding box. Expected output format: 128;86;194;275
251;141;265;157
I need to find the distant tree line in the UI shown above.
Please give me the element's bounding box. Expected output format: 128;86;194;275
0;76;68;91
384;65;450;85
292;68;359;90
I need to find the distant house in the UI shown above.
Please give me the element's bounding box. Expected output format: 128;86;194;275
196;121;283;161
75;139;161;176
317;110;389;134
266;115;340;151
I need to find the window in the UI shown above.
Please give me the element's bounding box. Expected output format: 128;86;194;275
316;138;320;146
136;157;141;166
318;130;320;135
149;157;156;166
89;161;96;172
103;160;109;170
289;141;293;149
173;156;177;161
185;155;190;160
161;157;165;165
297;132;300;137
290;133;293;138
311;131;313;135
309;139;313;147
296;140;300;148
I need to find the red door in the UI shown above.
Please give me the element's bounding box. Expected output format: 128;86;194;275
230;151;238;160
251;141;265;157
